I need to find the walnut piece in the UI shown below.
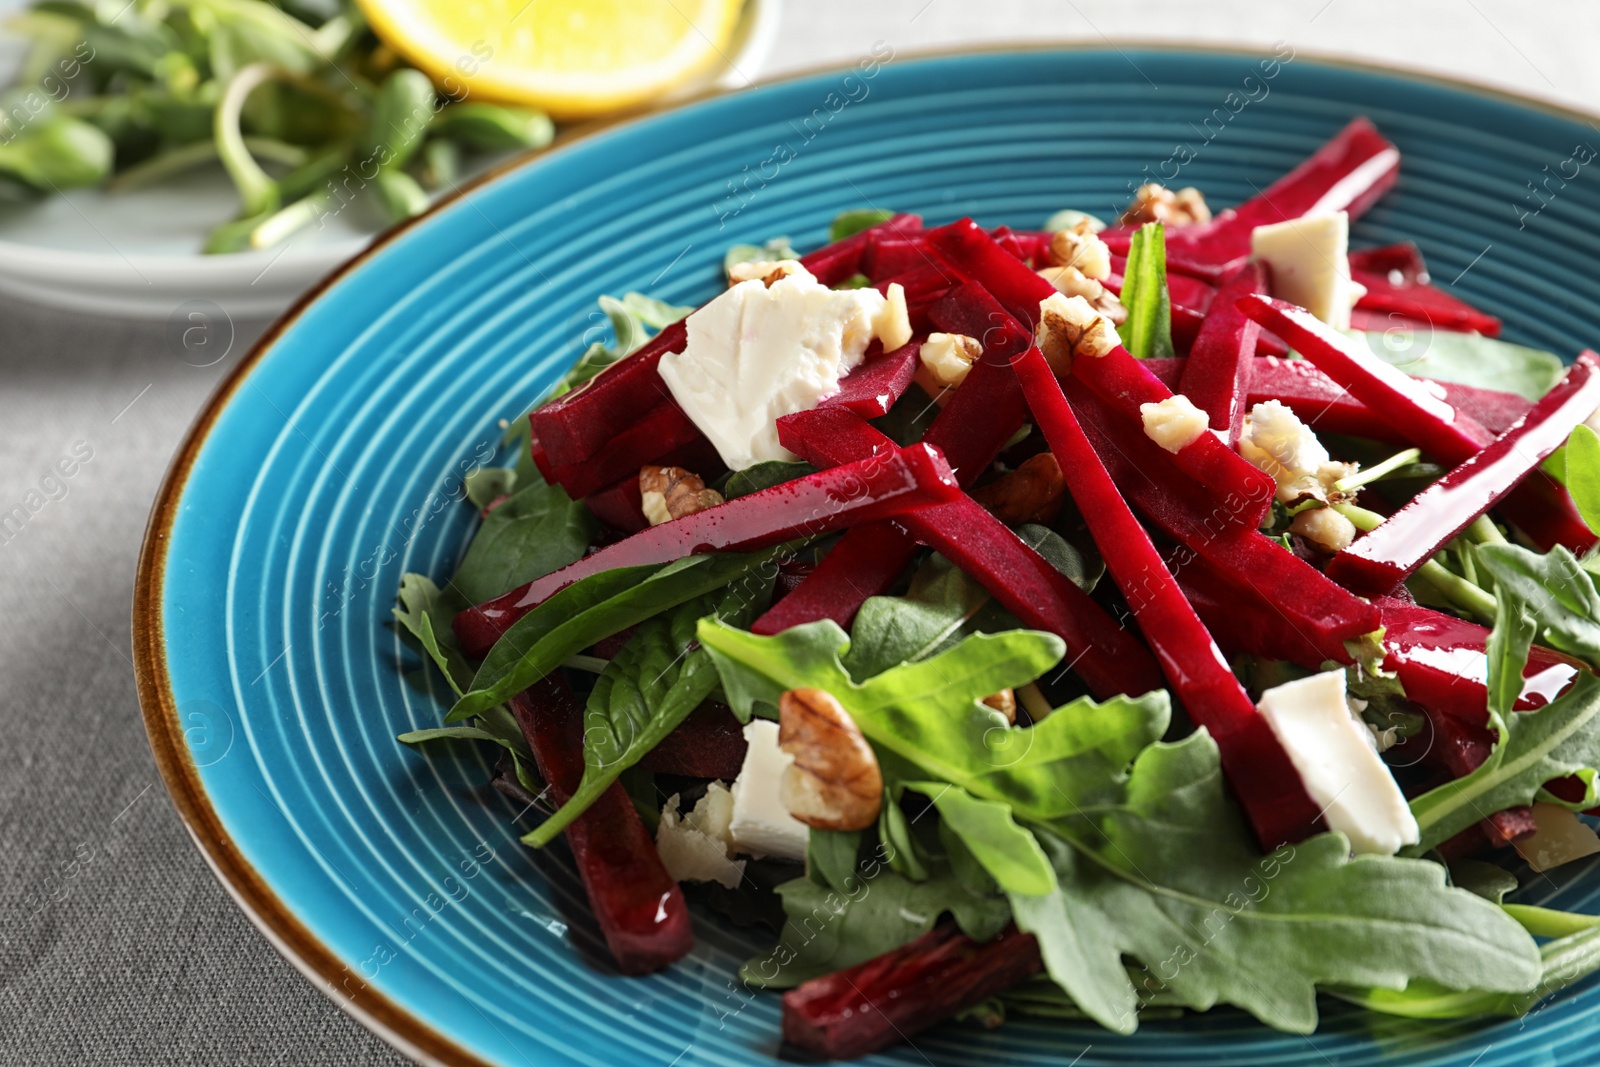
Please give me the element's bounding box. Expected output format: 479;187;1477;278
1046;219;1113;281
982;689;1017;725
971;453;1066;526
727;259;808;287
1036;264;1127;325
1035;292;1119;373
874;281;912;352
777;688;883;831
913;332;982;403
1289;505;1358;554
1120;183;1213;228
639;465;725;525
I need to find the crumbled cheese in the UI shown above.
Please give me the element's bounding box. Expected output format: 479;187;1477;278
1240;400;1330;486
728;720;810;860
658;263;885;470
1140;394;1210;454
1513;803;1600;873
1256;671;1420;856
875;282;912;352
657;784;746;889
1249;211;1360;329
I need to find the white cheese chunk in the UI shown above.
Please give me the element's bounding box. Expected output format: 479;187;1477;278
1250;211;1358;329
1140;394;1209;453
1256;670;1420;856
728;720;810;860
657;784;746;889
875;282;912;352
658;263;885;470
1513;803;1600;873
1239;400;1330;485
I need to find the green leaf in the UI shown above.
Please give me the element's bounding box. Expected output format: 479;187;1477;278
696;619;1169;820
903;781;1057;897
1477;543;1600;666
1120;221;1174;360
450;476;596;605
722;460;816;499
392;573;471;693
450;549;780;721
1354;329;1565;402
523;578;773;846
724;235;799;275
1025;731;1541;1034
829;208;895;242
806;829;863;892
462;466;517;510
555;292;691;395
1564;424;1600;535
844;553;1013;682
741;863;1009;989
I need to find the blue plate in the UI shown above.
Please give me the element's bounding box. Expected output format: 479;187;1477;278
135;45;1600;1067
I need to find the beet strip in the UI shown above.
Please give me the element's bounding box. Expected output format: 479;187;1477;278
538;397;705;499
1349;242;1429;283
819;342;921;418
1178;262;1266;445
777;405;1163;699
455;444;962;658
1240;295;1597;553
1351;268;1502;337
1168;547;1349;669
800;212;923;285
922;221;1274;523
750;521;912;635
511;679;694;974
1162;117;1400;281
1067;377;1382;653
782;925;1043;1060
530;320;686;469
1014;345;1323;849
1329;354;1600;595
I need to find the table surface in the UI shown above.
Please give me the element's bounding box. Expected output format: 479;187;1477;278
5;2;1598;1063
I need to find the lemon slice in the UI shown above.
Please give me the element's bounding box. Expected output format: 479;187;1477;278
358;0;744;121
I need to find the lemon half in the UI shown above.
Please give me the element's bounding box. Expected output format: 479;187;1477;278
358;0;745;122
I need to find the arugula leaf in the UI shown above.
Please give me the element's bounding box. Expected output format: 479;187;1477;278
877;790;931;880
697;619;1169;819
398;724;523;755
555;292;692;396
1478;543;1600;666
1448;859;1518;904
829;208;894;242
724;236;799;275
741;863;1009;989
1564;424;1600;534
449;549;780;721
1357;329;1565;401
721;460;815;499
1120;221;1174;360
523;577;773;846
393;573;472;692
1023;731;1541;1034
450;476;596;605
903;781;1056;897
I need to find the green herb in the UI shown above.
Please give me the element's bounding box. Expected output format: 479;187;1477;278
722;460;816;499
392;573;472;693
1334;447;1422;493
828;207;895;242
724;236;799;275
1448;859;1518;904
522;579;772;846
902;781;1056;897
1019;731;1540;1034
449;477;595;606
1120;221;1174;360
1477;543;1600;665
450;549;785;722
1563;424;1600;534
1356;330;1565;401
555;292;693;396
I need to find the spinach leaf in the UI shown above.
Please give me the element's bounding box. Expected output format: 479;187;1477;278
1357;329;1564;401
450;476;596;605
1022;731;1540;1034
1120;221;1174;360
1564;424;1600;534
741;863;1009;989
449;549;781;721
697;619;1169;820
807;830;863;892
844;554;1007;681
523;577;773;846
722;460;815;499
829;208;895;242
462;466;517;510
903;781;1056;897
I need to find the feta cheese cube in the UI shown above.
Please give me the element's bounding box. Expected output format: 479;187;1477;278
658;264;886;470
1140;394;1210;453
1256;670;1420;856
1250;211;1359;329
728;720;810;860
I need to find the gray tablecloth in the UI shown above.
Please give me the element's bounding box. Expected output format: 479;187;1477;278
4;1;1597;1062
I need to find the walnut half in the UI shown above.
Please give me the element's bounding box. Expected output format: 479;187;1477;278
1035;292;1119;373
1120;183;1213;228
777;688;883;831
971;453;1066;526
639;465;725;525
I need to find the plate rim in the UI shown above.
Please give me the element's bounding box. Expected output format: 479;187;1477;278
131;40;1600;1067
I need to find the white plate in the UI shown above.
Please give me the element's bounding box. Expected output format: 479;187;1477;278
0;0;780;320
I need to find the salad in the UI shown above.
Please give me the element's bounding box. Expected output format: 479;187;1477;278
395;115;1600;1059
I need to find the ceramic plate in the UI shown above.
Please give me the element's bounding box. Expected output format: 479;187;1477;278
0;0;779;319
135;45;1600;1066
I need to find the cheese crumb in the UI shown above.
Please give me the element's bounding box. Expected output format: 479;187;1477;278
728;720;810;860
1256;671;1420;856
1140;394;1209;453
659;264;885;470
657;784;746;889
1240;400;1330;486
1249;211;1359;329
